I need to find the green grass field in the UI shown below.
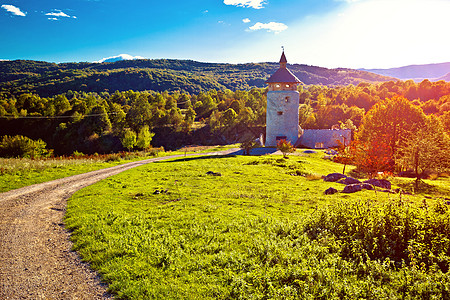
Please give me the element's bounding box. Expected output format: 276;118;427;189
0;147;213;193
66;151;450;299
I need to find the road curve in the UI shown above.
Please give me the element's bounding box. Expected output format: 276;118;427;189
0;149;238;299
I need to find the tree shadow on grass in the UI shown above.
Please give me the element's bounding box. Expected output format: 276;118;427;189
155;155;238;164
397;179;440;195
156;148;278;164
235;147;278;156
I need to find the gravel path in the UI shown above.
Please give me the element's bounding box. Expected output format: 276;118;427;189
0;150;238;299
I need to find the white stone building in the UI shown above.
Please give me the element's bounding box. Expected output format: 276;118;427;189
265;51;302;147
265;51;352;149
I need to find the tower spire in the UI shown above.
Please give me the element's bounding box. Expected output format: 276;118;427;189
279;47;287;68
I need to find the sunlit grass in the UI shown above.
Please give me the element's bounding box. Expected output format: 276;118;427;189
65;152;450;299
0;146;238;193
0;150;164;193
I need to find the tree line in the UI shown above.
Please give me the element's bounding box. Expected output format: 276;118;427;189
0;88;266;154
0;79;449;173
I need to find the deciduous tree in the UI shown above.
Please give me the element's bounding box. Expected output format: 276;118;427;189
396;115;450;187
121;129;137;151
136;125;155;150
357;96;426;164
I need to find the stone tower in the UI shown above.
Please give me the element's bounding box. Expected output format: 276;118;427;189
265;51;302;147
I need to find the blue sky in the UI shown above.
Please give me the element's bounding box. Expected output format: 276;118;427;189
1;0;449;68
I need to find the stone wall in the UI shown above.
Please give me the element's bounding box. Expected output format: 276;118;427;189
265;90;300;147
297;129;351;149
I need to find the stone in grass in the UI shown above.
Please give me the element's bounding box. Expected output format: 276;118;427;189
342;184;363;193
363;179;391;189
324;187;338;195
324;173;347;182
153;189;168;194
337;177;361;185
361;183;374;190
206;171;222;176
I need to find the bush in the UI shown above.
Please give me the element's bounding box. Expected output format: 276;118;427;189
72;151;85;157
0;135;51;158
276;139;295;158
104;153;121;162
304;198;450;272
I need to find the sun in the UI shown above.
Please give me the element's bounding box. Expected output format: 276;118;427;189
286;0;450;68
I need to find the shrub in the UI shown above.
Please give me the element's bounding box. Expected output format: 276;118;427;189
276;139;295;158
146;147;164;157
304;198;450;272
104;153;121;162
0;135;51;158
72;151;85;157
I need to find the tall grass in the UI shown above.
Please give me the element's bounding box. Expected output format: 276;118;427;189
0;149;164;192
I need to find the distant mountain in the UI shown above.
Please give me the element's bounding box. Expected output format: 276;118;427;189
437;72;450;82
360;62;450;82
94;54;145;63
0;59;396;97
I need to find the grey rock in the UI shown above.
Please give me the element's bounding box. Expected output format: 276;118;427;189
324;173;347;182
363;179;391;189
337;177;361;185
206;171;222;176
324;187;338;195
361;183;374;190
303;150;316;154
342;184;363;193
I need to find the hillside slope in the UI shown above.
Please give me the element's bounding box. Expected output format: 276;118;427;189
0;59;395;97
361;62;450;81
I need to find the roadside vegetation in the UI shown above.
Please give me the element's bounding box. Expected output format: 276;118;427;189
66;152;450;299
0;145;241;193
0;151;154;193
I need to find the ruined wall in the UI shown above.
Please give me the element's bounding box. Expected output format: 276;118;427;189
265;90;300;147
297;129;351;149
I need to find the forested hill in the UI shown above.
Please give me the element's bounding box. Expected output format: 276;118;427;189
0;59;395;97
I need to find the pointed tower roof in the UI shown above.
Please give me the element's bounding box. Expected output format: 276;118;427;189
279;51;287;64
265;51;301;84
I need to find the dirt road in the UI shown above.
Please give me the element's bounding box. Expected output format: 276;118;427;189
0;150;238;299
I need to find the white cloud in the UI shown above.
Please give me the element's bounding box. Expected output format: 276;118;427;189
242;18;251;23
94;54;145;63
249;22;288;33
223;0;266;9
46;11;70;18
45;10;76;20
48;17;58;21
1;4;26;16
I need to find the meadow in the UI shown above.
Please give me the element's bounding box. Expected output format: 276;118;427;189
65;151;450;299
0;148;172;193
0;145;237;193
